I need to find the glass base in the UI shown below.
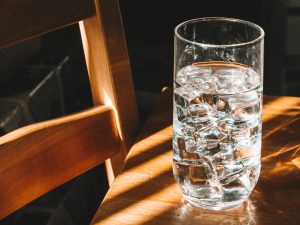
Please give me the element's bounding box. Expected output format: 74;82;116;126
183;194;247;210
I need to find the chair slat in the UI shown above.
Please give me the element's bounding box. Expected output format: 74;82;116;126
0;0;95;48
0;106;121;219
79;0;140;182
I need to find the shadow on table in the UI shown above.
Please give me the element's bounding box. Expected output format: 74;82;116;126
93;93;300;225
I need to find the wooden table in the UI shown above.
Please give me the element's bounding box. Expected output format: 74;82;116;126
92;89;300;225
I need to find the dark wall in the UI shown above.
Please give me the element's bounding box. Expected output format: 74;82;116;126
120;0;300;97
121;0;262;44
120;0;264;93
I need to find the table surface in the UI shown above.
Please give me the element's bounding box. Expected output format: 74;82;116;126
92;89;300;225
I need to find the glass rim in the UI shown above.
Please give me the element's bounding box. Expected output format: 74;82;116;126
174;17;265;48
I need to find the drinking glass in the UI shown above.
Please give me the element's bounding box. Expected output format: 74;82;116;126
172;17;264;210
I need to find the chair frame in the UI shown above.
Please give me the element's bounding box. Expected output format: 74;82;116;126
0;0;139;219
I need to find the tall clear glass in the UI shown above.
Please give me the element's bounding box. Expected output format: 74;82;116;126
173;18;264;210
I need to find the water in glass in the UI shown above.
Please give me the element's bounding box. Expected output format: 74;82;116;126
173;61;262;209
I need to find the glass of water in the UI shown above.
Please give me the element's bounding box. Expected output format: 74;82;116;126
173;17;264;210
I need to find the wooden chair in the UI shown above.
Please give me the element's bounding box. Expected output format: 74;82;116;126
0;0;139;220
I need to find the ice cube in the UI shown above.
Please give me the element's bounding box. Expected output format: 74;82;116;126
215;163;226;178
212;145;235;164
181;124;196;137
173;132;183;158
233;137;261;161
221;180;245;201
215;97;230;113
176;65;212;86
232;118;259;131
188;74;218;94
176;125;198;153
248;163;261;186
177;136;186;151
188;103;210;117
200;144;222;157
198;127;227;149
185;138;197;152
173;119;185;135
175;106;186;122
173;160;189;185
218;121;231;135
215;162;245;179
231;121;261;142
220;167;248;185
201;93;216;106
215;72;247;94
174;86;201;108
221;179;241;190
239;173;253;192
194;154;225;196
176;137;201;161
218;141;234;152
231;91;259;108
213;66;244;76
215;92;259;123
196;128;230;158
187;103;211;123
244;68;261;89
186;119;215;133
231;119;260;140
233;104;260;122
188;163;210;186
208;180;224;196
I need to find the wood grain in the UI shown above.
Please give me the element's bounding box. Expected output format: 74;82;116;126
0;106;121;219
0;0;140;218
0;0;95;48
92;89;300;225
79;0;140;182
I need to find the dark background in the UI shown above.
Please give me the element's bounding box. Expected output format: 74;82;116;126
1;0;300;224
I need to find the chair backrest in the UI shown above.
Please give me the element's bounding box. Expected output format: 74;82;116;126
0;0;139;219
